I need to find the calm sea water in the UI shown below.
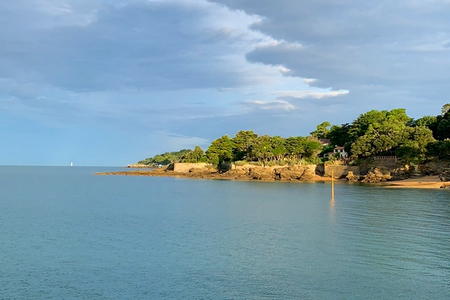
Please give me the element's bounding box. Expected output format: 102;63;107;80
0;166;449;299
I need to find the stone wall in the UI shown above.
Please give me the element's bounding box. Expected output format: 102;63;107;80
172;163;211;173
324;165;360;178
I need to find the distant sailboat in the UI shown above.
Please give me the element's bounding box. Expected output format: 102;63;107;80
70;162;74;167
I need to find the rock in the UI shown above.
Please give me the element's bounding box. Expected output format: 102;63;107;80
362;168;392;183
273;165;316;181
439;169;450;182
346;171;359;182
248;167;274;180
274;166;304;181
223;168;249;180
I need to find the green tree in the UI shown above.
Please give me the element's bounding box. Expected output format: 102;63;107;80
435;106;450;140
285;137;306;159
206;136;235;166
302;138;323;158
351;121;408;158
427;140;450;160
396;126;435;163
232;130;258;161
252;135;273;165
310;121;331;139
411;116;437;128
328;124;352;148
270;136;287;160
441;103;450;115
349;109;411;141
138;149;191;165
180;146;206;163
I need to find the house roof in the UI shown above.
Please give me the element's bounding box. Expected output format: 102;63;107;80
319;138;331;145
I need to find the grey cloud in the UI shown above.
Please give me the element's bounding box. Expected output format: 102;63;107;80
0;0;264;92
212;0;450;116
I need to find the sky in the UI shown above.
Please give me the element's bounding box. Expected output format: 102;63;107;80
1;0;449;166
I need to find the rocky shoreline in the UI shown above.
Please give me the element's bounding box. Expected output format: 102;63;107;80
97;163;450;189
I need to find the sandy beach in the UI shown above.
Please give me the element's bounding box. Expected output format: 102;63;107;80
377;176;450;189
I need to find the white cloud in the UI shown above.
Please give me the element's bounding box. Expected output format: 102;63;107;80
277;89;349;99
244;99;296;111
303;78;317;85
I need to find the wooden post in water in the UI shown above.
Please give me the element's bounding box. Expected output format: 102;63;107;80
331;169;335;201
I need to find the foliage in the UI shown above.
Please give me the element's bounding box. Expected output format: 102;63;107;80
206;136;235;165
427;140;450;160
351;121;407;158
411;116;437;128
310;121;331;139
138;104;449;167
435;109;450;140
232;130;258;161
327;124;352;149
396;126;435;163
138;149;191;165
179;146;206;163
442;103;450;115
349;109;411;141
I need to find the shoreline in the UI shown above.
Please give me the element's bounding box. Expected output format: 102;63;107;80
96;169;450;190
376;176;450;189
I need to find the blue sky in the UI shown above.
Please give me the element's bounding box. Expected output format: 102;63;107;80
1;0;449;166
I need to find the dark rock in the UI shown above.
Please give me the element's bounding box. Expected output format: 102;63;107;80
346;171;360;182
362;168;392;183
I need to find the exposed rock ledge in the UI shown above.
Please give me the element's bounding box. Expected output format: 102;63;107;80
98;162;450;189
97;163;332;183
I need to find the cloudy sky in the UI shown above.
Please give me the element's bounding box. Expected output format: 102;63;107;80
1;0;449;165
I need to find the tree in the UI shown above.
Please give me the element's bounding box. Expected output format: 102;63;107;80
442;103;450;115
411;116;437;128
285;137;306;159
232;130;258;161
270;136;287;160
302;138;323;158
396;126;435;163
206;136;235;166
351;121;408;158
311;121;331;139
138;149;191;165
427;140;450;160
180;146;206;163
252;135;274;165
349;109;411;141
328;124;352;148
435;107;450;140
284;137;322;160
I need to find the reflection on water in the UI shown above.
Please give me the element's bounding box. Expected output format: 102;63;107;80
0;167;449;299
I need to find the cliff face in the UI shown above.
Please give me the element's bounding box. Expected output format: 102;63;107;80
169;163;320;182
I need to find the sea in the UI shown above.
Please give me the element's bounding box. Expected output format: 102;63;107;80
0;166;449;299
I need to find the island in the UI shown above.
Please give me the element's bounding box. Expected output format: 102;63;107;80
99;105;450;189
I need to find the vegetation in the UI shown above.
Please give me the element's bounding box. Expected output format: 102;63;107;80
138;149;192;166
139;104;450;167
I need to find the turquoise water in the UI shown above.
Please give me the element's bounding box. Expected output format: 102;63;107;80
0;166;449;299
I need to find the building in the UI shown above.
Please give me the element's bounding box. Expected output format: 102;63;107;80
319;139;331;146
333;146;348;159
